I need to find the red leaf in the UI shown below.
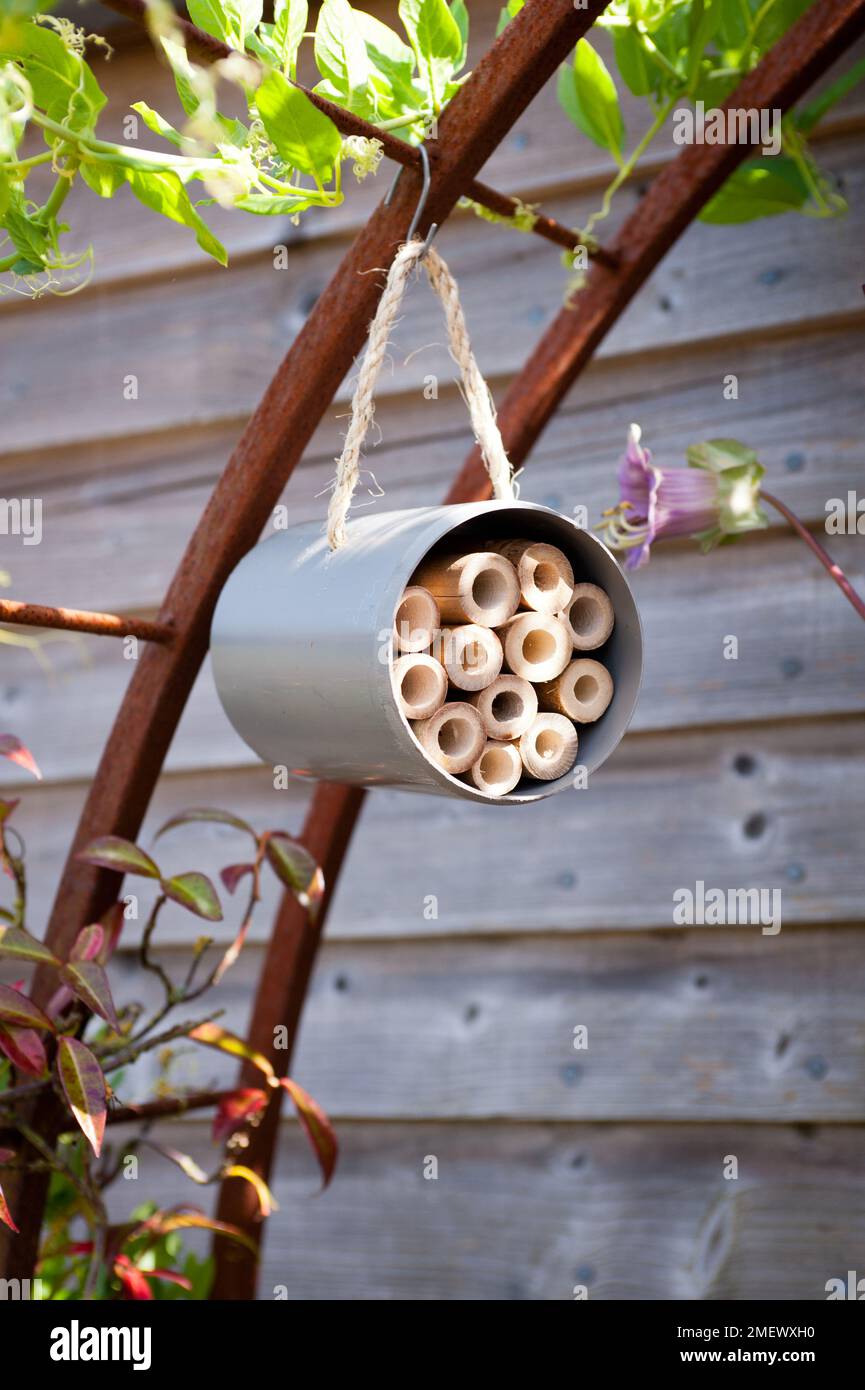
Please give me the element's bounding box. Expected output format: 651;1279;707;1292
114;1256;154;1301
0;798;20;822
220;862;254;895
189;1023;276;1084
155;807;257;842
56;1036;107;1157
0;1023;48;1077
279;1078;338;1190
131;1206;259;1255
78;835;160;879
223;1164;277;1218
0;981;55;1032
0;1180;17;1233
0;1150;18;1234
0;736;41;781
100;902;125;962
71;924;105;962
59;960;120;1032
0;925;60;967
265;833;324;911
162;871;223;921
212;1088;268;1144
146;1267;193;1291
212;916;252;983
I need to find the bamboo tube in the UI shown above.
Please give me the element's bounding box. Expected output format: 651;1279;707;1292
392;654;448;720
464;739;523;797
430;624;503;692
497;612;572;682
412;551;520;626
560;582;615;651
393;586;440;653
518;713;579;781
468;674;537;740
411;702;486;776
537;658;613;723
486;539;574;614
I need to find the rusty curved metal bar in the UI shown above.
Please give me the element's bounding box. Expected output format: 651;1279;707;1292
0;599;172;644
207;0;865;1299
99;0;617;268
0;0;608;1285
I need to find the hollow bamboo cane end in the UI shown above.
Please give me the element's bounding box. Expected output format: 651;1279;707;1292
465;739;523;797
561;582;615;651
411;701;486;775
519;713;579;781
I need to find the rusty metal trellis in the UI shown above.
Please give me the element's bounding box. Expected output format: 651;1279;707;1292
2;0;864;1294
0;0;611;1284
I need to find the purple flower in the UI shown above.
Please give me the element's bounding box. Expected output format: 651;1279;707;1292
601;425;768;569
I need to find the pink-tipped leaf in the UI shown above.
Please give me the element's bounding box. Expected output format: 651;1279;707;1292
56;1036;107;1156
279;1077;338;1190
0;736;41;781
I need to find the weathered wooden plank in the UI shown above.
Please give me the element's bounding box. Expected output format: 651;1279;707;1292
2;321;860;612
7;717;864;938
2;530;863;787
2;131;862;453
15;10;865;290
72;925;865;1121
102;1120;865;1299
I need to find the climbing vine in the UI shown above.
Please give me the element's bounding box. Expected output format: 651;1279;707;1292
1;0;861;297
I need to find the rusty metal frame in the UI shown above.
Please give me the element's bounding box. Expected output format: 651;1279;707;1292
3;0;865;1293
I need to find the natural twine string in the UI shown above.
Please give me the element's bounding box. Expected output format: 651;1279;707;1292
327;238;516;549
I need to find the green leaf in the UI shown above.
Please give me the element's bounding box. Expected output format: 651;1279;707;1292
0;924;60;967
687;439;760;473
272;0;308;78
399;0;464;111
611;23;652;98
0;173;10;222
1;195;51;272
255;70;342;179
187;0;230;43
795;55;865;135
234;191;321;215
0;981;56;1033
495;0;524;38
78;834;161;880
449;0;468;69
685;0;718;93
699;157;808;224
354;9;421;113
131;101;184;149
56;1036;106;1157
160;35;203;118
127;169;228;266
1;24;106;134
224;0;263;45
80;160;127;199
315;0;373;117
162;870;223;921
558;39;624;163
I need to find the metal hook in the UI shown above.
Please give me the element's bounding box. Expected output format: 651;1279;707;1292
384;144;439;256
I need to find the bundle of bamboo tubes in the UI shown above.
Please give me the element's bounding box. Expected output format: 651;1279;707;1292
389;538;617;798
